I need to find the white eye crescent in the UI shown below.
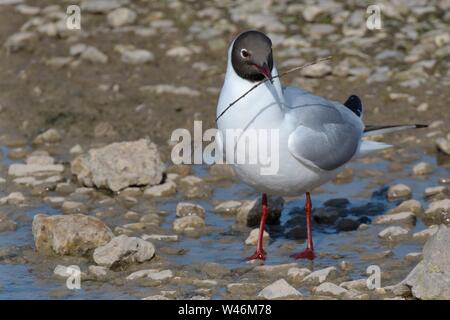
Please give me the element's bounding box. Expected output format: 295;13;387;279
240;49;250;58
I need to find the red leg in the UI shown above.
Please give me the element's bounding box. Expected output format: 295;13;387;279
247;193;268;261
291;192;315;260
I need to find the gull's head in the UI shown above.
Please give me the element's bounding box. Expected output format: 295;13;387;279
231;30;273;82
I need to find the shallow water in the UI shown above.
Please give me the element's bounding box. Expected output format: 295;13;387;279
1;143;448;299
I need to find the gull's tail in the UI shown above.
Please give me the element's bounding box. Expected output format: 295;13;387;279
363;124;428;136
342;95;428;158
356;124;428;157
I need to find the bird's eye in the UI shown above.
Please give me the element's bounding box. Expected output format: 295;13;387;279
240;49;250;58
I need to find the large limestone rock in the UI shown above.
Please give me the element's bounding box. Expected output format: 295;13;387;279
71;139;164;192
405;225;450;299
93;235;155;268
32;214;113;256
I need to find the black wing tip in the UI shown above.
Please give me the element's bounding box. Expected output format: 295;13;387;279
343;94;362;117
414;124;428;128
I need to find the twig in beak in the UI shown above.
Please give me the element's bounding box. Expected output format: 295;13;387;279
215;56;332;122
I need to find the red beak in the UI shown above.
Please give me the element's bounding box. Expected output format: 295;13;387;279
254;63;272;81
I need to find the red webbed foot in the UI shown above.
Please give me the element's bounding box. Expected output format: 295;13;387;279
246;249;266;261
290;248;315;260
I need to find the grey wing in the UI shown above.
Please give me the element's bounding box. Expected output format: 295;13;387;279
286;90;364;171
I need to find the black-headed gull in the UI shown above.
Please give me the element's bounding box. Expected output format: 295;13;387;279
216;30;426;261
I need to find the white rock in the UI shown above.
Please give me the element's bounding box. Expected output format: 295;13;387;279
178;175;211;198
245;228;269;245
417;103;429;112
46;57;72;68
176;202;205;218
37;22;58;37
378;226;410;240
388;199;423;215
0;192;25;205
302;267;338;285
0;0;24;5
287;267;311;282
94;121;118;138
301;63;331;78
405;225;450;299
71;139;164;192
126;269;173;281
26;154;54;165
144;181;176;197
412;162;433;175
81;0;127;13
53;265;73;277
16;4;40;15
137;213;160;225
314;282;348;297
14;175;62;186
257;279;302;299
142;234;178;242
309;24;336;36
33;128;61;144
32;214;113;255
388;184;412;200
405;252;423;261
62;201;86;214
69;43;87;56
226;283;259;295
214;201;242;215
436;137;450;155
70;144;83;154
340;279;368;291
424;186;447;198
121;49;154;64
8;163;64;177
44;196;65;204
423;199;450;225
80;46;108;64
4;31;36;52
303;5;323;22
107;8;137;27
134;27;156;37
166;46;193;58
173;215;205;232
413;225;439;240
373;211;416;225
254;263;298;273
142;295;169;300
140;84;200;97
93;235;155;268
88;265;108;277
